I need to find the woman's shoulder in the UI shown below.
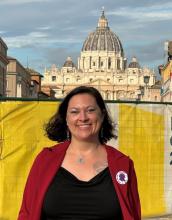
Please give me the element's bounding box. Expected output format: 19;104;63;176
40;141;70;154
105;144;132;162
29;141;70;171
34;141;70;161
105;144;135;170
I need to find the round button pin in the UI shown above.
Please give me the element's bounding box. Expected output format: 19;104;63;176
116;171;128;184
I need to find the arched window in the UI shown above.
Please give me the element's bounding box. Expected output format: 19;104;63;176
52;76;56;81
99;57;101;68
117;59;120;70
108;57;111;69
90;56;92;69
106;91;110;100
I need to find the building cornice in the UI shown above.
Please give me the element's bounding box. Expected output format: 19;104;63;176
0;37;8;49
0;53;9;65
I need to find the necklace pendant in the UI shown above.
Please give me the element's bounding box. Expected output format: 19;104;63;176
77;157;84;164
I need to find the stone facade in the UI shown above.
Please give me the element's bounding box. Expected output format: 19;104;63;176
42;11;159;101
159;61;172;102
6;57;31;97
0;37;8;97
159;41;172;102
26;68;44;98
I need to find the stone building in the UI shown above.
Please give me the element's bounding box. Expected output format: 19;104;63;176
42;10;159;101
26;68;44;98
6;57;32;97
159;41;172;102
0;37;8;97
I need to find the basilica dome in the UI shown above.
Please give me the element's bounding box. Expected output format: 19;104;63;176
82;10;124;55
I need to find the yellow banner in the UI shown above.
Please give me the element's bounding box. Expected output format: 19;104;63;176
0;101;172;219
0;101;57;219
118;104;165;216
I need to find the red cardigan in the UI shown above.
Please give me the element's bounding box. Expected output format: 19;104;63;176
18;141;141;220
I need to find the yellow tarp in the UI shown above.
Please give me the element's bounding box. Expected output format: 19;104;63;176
0;101;171;219
0;101;57;219
119;104;165;216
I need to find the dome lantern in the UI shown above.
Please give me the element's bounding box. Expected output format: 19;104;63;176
97;9;108;29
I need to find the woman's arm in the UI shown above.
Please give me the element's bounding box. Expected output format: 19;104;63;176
128;159;141;220
17;151;43;220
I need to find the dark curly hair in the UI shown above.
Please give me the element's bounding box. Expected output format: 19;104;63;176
45;86;117;144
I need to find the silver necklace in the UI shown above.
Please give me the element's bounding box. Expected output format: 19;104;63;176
77;156;85;164
73;143;101;164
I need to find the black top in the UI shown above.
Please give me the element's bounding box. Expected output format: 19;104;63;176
41;167;122;220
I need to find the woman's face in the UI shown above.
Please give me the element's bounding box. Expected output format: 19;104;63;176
66;93;104;142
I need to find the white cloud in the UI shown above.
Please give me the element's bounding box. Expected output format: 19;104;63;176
0;0;51;5
4;31;82;48
0;30;6;34
61;26;76;31
4;32;49;48
107;2;172;22
37;26;52;30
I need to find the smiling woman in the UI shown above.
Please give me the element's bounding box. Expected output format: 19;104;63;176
17;86;141;220
66;93;104;143
45;86;115;144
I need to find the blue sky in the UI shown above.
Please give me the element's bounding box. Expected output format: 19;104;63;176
1;0;172;76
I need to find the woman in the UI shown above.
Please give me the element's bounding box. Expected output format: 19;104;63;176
18;86;141;220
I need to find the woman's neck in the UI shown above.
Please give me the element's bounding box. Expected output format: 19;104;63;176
68;138;102;154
